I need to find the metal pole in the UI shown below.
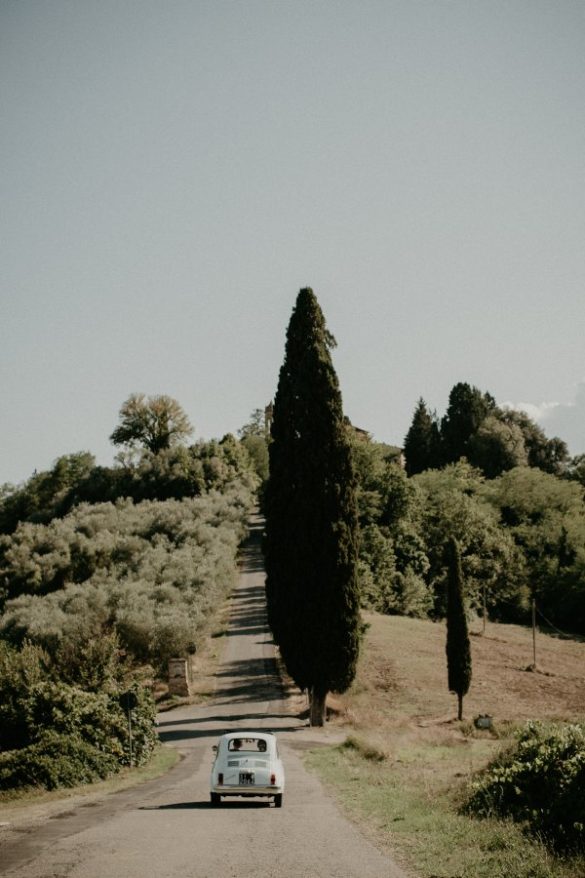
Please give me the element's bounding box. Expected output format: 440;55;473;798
532;597;537;669
128;708;133;768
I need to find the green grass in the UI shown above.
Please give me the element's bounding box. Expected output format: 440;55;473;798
306;739;584;878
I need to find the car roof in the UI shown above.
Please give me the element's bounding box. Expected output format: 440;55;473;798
219;731;275;742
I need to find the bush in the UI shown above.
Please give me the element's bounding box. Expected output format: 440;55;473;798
0;640;158;792
0;729;118;791
464;721;585;853
0;487;254;669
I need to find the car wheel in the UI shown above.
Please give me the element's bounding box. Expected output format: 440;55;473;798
274;794;283;808
210;793;221;806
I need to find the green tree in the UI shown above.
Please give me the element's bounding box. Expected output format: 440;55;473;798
567;454;585;488
445;537;472;721
110;394;193;454
264;288;360;726
238;409;270;483
468;414;528;478
350;437;402;527
414;462;526;621
238;408;267;439
498;409;569;475
484;467;585;632
403;398;440;475
0;453;95;534
441;382;496;465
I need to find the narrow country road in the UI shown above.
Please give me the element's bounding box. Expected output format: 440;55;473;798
0;514;409;878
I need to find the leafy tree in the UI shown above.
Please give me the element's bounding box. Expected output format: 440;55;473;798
484;467;585;632
358;525;397;612
0;453;95;534
566;454;585;488
350;437;402;527
238;408;267;439
240;434;269;484
110;394;193;454
403;398;440;475
414;462;526;620
264;288;360;726
441;382;496;465
498;409;569;475
237;412;270;483
468;414;528;478
445;537;472;721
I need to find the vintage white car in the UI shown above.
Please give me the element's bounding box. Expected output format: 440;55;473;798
210;731;285;807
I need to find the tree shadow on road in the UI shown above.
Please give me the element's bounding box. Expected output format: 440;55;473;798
157;712;295;728
139;800;272;810
158;723;302;743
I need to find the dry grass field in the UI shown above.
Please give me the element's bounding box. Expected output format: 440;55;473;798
305;613;585;878
338;612;585;732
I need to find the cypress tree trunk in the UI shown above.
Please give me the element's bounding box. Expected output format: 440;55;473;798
309;688;327;727
264;288;360;727
445;537;472;721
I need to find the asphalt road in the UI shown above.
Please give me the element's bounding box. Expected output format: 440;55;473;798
0;515;409;878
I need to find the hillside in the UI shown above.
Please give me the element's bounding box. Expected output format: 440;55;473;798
340;612;585;729
305;613;585;878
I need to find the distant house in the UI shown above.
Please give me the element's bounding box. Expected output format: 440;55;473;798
351;425;372;442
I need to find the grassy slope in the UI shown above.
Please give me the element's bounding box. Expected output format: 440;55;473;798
305;613;585;878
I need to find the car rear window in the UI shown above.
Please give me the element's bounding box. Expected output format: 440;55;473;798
227;737;269;753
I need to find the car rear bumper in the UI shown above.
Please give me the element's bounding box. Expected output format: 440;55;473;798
211;785;283;796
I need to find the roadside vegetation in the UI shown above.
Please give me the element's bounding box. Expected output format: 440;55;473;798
0;394;259;794
305;611;585;878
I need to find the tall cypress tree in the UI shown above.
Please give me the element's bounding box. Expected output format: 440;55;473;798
403;398;440;475
264;288;360;726
445;537;472;721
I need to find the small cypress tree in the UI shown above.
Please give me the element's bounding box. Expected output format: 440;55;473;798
445;537;472;720
264;288;360;726
403;398;440;475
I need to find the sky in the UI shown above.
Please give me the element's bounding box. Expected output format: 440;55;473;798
2;0;584;486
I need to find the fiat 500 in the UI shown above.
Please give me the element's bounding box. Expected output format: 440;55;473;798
210;731;284;807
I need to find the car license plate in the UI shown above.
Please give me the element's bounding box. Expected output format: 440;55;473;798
239;772;254;785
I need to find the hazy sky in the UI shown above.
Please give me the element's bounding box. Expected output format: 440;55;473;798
2;1;584;485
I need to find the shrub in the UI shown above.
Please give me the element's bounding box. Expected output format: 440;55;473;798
464;721;585;853
341;735;387;762
0;730;118;791
0;640;157;791
0;488;254;669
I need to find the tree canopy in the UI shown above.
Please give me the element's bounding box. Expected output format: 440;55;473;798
110;394;193;454
403;398;440;476
441;382;496;465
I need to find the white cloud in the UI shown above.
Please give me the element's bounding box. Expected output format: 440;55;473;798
503;382;585;456
503;401;558;422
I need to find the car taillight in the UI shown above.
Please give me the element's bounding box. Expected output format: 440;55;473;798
218;773;224;785
270;773;276;786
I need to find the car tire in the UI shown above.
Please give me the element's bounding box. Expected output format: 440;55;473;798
210;793;221;806
274;794;283;808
